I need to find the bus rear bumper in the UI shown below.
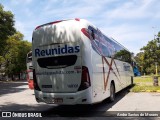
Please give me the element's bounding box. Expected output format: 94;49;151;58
34;88;92;105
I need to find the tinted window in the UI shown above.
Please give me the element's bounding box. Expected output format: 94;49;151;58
114;49;131;63
101;35;115;57
37;55;77;69
100;44;111;57
102;35;131;63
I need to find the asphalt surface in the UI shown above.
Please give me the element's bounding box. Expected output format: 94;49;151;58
0;80;160;120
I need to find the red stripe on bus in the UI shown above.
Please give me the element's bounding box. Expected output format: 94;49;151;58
102;56;123;91
81;28;90;38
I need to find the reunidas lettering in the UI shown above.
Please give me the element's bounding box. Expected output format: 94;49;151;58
35;45;80;57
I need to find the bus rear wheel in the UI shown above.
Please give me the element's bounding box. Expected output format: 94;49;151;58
109;83;115;102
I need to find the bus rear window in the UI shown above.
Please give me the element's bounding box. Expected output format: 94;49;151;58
37;55;77;69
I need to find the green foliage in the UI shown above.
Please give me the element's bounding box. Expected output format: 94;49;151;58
135;32;160;75
0;4;31;79
0;4;16;55
16;40;31;73
3;32;31;77
114;49;131;63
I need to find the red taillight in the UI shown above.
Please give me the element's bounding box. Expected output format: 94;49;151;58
78;66;91;91
33;69;41;91
82;66;90;84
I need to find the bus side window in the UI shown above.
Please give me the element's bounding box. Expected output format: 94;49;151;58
101;44;110;57
91;30;95;40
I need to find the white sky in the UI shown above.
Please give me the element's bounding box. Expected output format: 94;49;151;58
1;0;160;54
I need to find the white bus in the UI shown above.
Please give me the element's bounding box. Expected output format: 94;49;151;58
26;51;34;89
32;18;134;104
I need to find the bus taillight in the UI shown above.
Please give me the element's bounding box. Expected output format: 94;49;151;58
78;66;91;91
33;69;41;91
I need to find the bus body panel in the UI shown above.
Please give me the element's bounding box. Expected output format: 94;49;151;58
33;20;84;94
34;87;92;104
33;44;82;93
32;19;134;104
80;22;134;103
26;51;34;89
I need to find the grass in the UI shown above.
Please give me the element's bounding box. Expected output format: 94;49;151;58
130;76;160;92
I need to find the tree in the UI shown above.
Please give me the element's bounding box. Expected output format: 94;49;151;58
0;4;31;80
15;40;31;76
114;49;132;63
135;32;160;75
134;52;145;74
0;4;16;56
3;32;31;80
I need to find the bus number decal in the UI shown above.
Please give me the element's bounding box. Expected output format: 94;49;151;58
67;84;78;88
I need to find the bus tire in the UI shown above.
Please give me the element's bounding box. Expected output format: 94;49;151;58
131;76;133;86
109;82;115;102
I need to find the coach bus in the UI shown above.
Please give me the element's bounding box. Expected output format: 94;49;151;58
32;18;134;104
26;51;34;89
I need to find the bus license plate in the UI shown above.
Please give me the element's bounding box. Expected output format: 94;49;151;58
52;98;63;103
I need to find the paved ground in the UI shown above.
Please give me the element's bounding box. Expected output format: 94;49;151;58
0;80;160;120
108;92;160;111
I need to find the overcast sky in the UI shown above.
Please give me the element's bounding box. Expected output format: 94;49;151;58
1;0;160;54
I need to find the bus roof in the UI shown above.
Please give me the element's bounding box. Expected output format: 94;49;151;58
35;18;81;30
